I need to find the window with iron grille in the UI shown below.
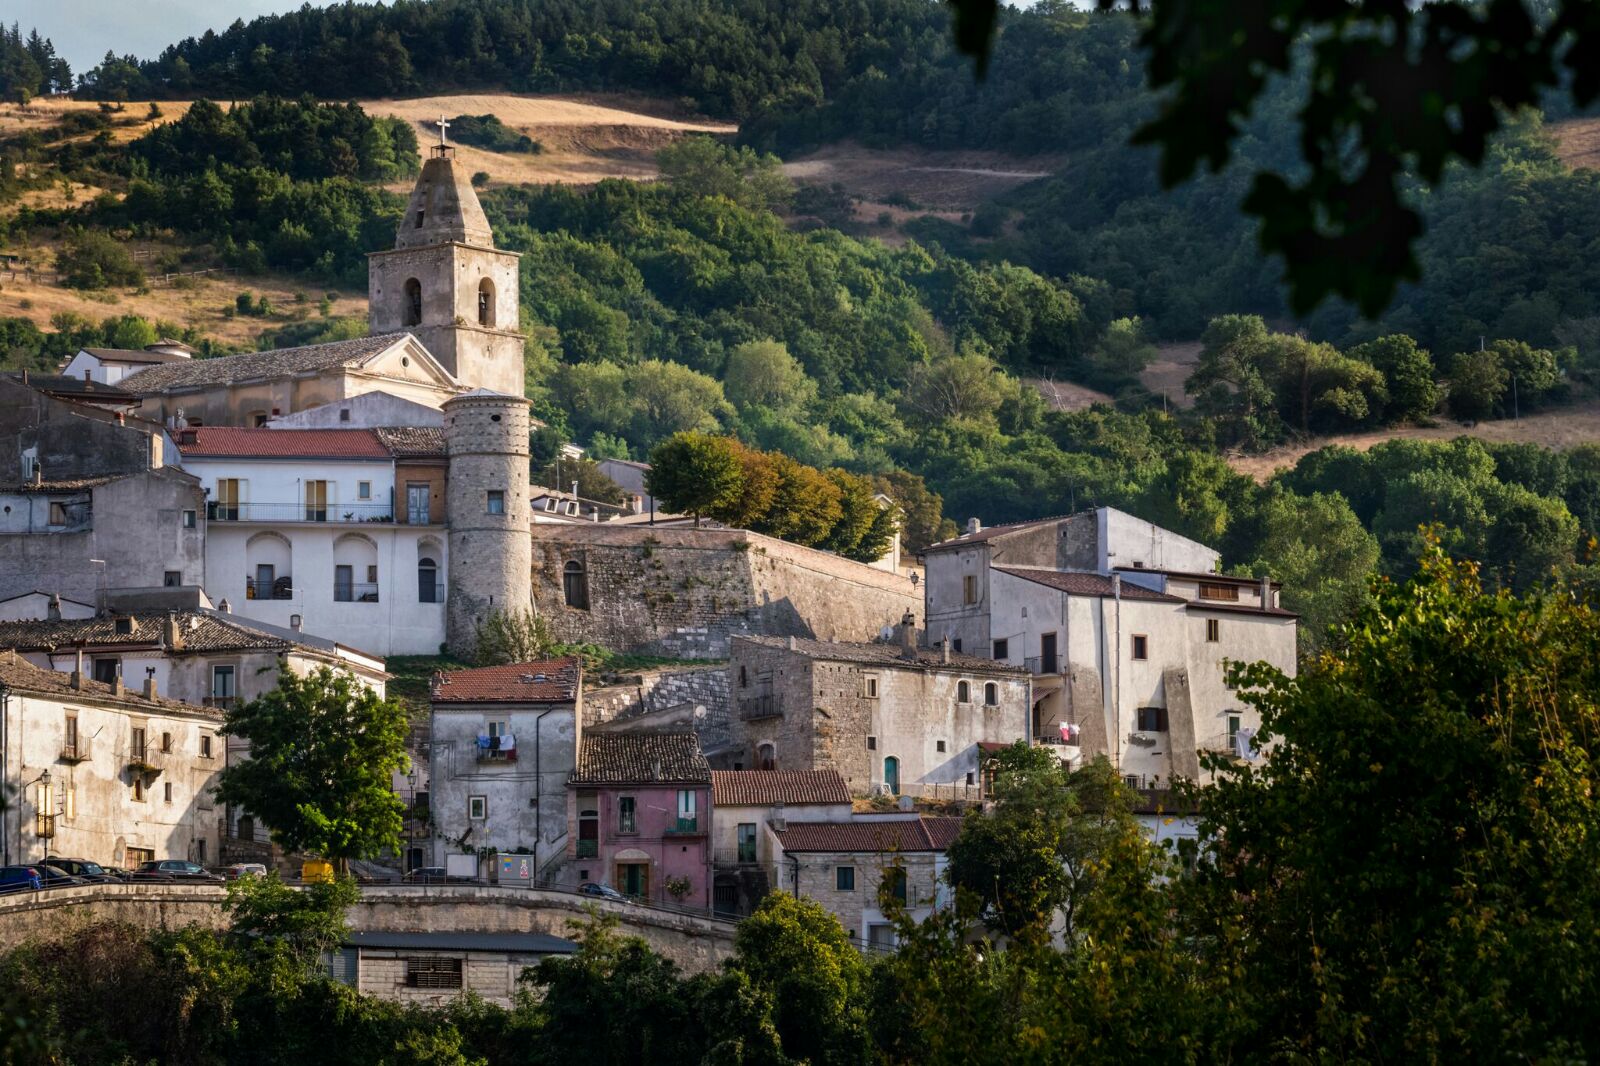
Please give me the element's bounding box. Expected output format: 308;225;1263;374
406;957;463;989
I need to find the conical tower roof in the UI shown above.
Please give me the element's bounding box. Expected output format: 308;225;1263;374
396;150;494;250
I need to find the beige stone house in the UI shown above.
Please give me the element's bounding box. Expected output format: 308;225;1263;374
709;769;852;916
726;633;1030;798
0;652;224;870
768;814;961;949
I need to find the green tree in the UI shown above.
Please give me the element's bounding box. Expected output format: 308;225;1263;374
1349;333;1440;422
1245;489;1380;649
724;339;817;414
757;453;843;546
223;871;359;965
1448;348;1510;420
472;608;555;666
626;359;729;440
1187;546;1600;1058
645;431;742;524
657;136;793;212
873;471;956;554
215;666;410;865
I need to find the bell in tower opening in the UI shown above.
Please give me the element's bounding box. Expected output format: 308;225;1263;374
366;120;525;398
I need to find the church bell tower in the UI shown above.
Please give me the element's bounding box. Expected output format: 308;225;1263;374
368;120;525;397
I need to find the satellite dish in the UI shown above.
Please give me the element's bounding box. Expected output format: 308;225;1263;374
879;624;895;642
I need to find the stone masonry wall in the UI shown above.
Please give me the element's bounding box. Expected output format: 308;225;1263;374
584;666;731;751
531;526;919;660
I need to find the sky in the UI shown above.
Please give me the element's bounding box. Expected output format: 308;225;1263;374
13;0;308;76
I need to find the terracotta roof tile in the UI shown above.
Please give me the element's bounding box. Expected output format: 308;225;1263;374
570;732;709;785
0;651;213;714
119;333;410;394
993;567;1185;603
175;427;391;459
734;635;1027;674
711;770;850;806
773;816;964;853
374;426;446;458
430;659;582;703
0;612;292;654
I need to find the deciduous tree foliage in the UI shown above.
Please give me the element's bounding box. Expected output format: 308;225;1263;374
215;665;410;863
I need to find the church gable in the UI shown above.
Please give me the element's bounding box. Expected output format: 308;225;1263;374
354;334;460;390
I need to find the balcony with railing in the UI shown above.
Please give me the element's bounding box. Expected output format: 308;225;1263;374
127;743;167;776
1024;655;1063;680
203;696;236;711
575;838;598;859
665;817;704;836
208;501;395;524
333;582;380;603
245;575;294;600
418;582;447;605
59;736;93;763
738;694;781;721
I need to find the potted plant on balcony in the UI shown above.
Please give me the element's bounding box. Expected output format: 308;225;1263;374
664;875;693;904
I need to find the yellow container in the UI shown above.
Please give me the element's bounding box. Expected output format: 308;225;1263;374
301;860;335;883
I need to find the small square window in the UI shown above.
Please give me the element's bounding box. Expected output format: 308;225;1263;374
953;639;962;654
468;795;487;820
132;777;145;802
486;490;505;515
366;564;378;583
48;502;67;526
358;481;372;500
200;735;213;758
862;676;879;699
164;782;173;804
836;866;855;891
867;736;877;750
161;731;172;753
1206;618;1220;643
1137;706;1169;732
339;408;351;423
163;571;181;587
182;510;196;529
936;740;946;752
1131;634;1149;660
962;574;977;605
992;638;1008;660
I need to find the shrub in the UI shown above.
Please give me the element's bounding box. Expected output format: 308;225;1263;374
58;231;143;290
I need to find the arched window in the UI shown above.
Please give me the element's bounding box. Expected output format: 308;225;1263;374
245;531;292;601
334;533;379;603
403;278;422;326
418;556;439;603
478;277;496;328
757;743;775;771
884;756;901;796
957;680;970;704
563;560;589;609
984;682;999;707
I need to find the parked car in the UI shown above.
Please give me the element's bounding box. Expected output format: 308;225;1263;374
50;858;123;883
129;860;225;883
578;881;625;901
0;866;42;892
36;865;86;888
220;863;267;881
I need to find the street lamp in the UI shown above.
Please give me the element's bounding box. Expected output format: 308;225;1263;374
34;770;54;869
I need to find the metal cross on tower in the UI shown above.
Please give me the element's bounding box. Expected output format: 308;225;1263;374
434;115;451;148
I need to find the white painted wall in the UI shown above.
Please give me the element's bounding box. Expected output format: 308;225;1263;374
182;456;400;524
1098;508;1220;573
0;593;96;621
268;391;445;429
204;523;447;656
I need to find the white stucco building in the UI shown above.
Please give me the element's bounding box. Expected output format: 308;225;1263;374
175;426;450;656
921;507;1298;787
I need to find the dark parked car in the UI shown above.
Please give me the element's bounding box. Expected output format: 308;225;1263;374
50;858;123;883
36;865;86;888
578;881;625;901
0;866;43;892
130;860;224;883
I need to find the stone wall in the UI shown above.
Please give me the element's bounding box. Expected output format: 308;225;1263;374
531;526;919;659
584;666;731;749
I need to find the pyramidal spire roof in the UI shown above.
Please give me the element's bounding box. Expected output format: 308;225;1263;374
396;149;494;251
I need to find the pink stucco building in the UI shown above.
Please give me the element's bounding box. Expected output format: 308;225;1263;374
567;731;712;908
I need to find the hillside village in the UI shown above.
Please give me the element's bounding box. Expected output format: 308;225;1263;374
0;139;1294;974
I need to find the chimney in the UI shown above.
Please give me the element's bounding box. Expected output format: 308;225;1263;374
31;464;42;487
83;368;91;382
770;802;787;833
71;646;84;690
940;636;951;664
787;635;797;652
591;505;600;522
111;673;124;697
289;613;303;632
46;593;61;622
1112;573;1122;600
966;517;981;536
898;609;917;660
143;667;158;701
631;494;643;515
163;610;184;651
1259;574;1271;611
218;598;231;614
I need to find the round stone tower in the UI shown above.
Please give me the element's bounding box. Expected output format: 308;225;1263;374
444;388;533;658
